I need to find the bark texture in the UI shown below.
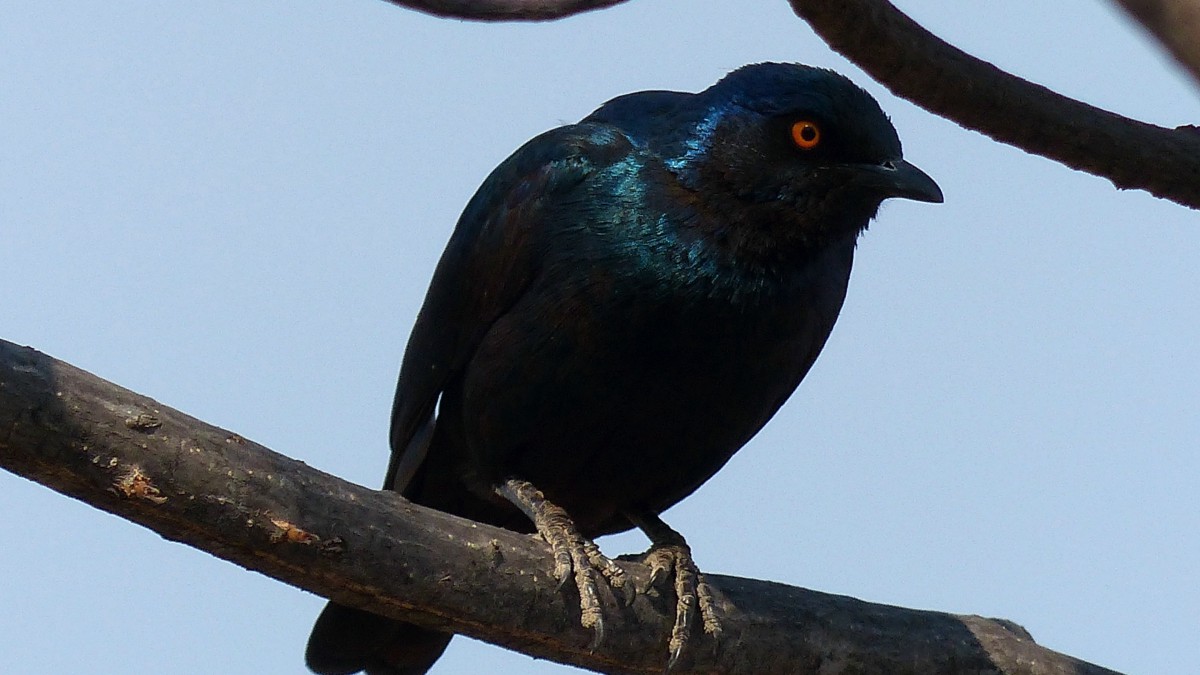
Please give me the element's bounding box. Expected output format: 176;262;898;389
0;338;1123;674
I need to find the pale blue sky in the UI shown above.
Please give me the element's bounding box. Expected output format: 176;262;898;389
2;2;1197;673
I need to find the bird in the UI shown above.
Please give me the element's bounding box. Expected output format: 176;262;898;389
305;61;942;675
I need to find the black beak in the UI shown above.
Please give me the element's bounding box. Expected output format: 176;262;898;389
855;159;943;204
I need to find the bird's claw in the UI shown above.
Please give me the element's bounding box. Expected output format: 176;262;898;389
637;541;722;671
584;538;627;590
642;545;677;592
624;511;722;669
666;643;684;674
498;479;621;648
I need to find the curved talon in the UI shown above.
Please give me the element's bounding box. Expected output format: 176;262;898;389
625;512;723;670
545;527;575;589
555;573;573;592
666;643;684;673
497;478;617;647
642;546;675;591
663;545;698;667
587;614;606;652
552;547;574;592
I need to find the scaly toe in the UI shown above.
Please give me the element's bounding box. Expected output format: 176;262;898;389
697;575;721;639
570;546;606;643
624;512;722;669
495;479;617;647
667;548;698;668
584;539;626;589
638;541;723;671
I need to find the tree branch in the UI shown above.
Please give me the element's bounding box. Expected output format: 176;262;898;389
0;337;1124;675
376;0;630;21
1111;0;1200;84
788;0;1200;210
371;0;1200;209
368;0;1200;209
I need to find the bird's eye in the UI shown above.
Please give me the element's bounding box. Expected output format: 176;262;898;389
790;120;821;150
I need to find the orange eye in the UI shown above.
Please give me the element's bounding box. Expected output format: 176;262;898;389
791;120;821;149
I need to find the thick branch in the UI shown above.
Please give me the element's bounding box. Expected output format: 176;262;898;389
0;337;1122;675
789;0;1200;210
377;0;629;21
1112;0;1200;84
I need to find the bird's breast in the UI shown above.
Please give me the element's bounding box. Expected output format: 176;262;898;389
452;231;856;533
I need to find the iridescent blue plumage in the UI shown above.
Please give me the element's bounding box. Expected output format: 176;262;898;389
307;62;941;675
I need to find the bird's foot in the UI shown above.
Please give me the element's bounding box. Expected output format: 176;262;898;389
497;478;625;647
642;541;721;670
628;514;721;671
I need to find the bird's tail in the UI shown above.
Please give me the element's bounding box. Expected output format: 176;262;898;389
305;602;451;675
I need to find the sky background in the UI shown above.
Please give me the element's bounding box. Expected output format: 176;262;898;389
2;1;1197;673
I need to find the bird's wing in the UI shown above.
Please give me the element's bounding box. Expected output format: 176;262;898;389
384;122;637;492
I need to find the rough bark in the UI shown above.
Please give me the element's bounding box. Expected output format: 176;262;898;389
0;337;1124;674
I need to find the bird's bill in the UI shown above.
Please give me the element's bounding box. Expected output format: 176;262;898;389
851;159;944;204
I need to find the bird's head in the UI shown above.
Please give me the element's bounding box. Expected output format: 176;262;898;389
593;63;941;253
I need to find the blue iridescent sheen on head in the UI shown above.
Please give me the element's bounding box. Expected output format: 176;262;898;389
663;107;723;174
586;62;904;189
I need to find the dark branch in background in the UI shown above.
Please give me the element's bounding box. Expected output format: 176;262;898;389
1113;0;1200;84
786;0;1200;210
379;0;629;20
0;337;1123;674
4;2;1183;672
375;0;1200;210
